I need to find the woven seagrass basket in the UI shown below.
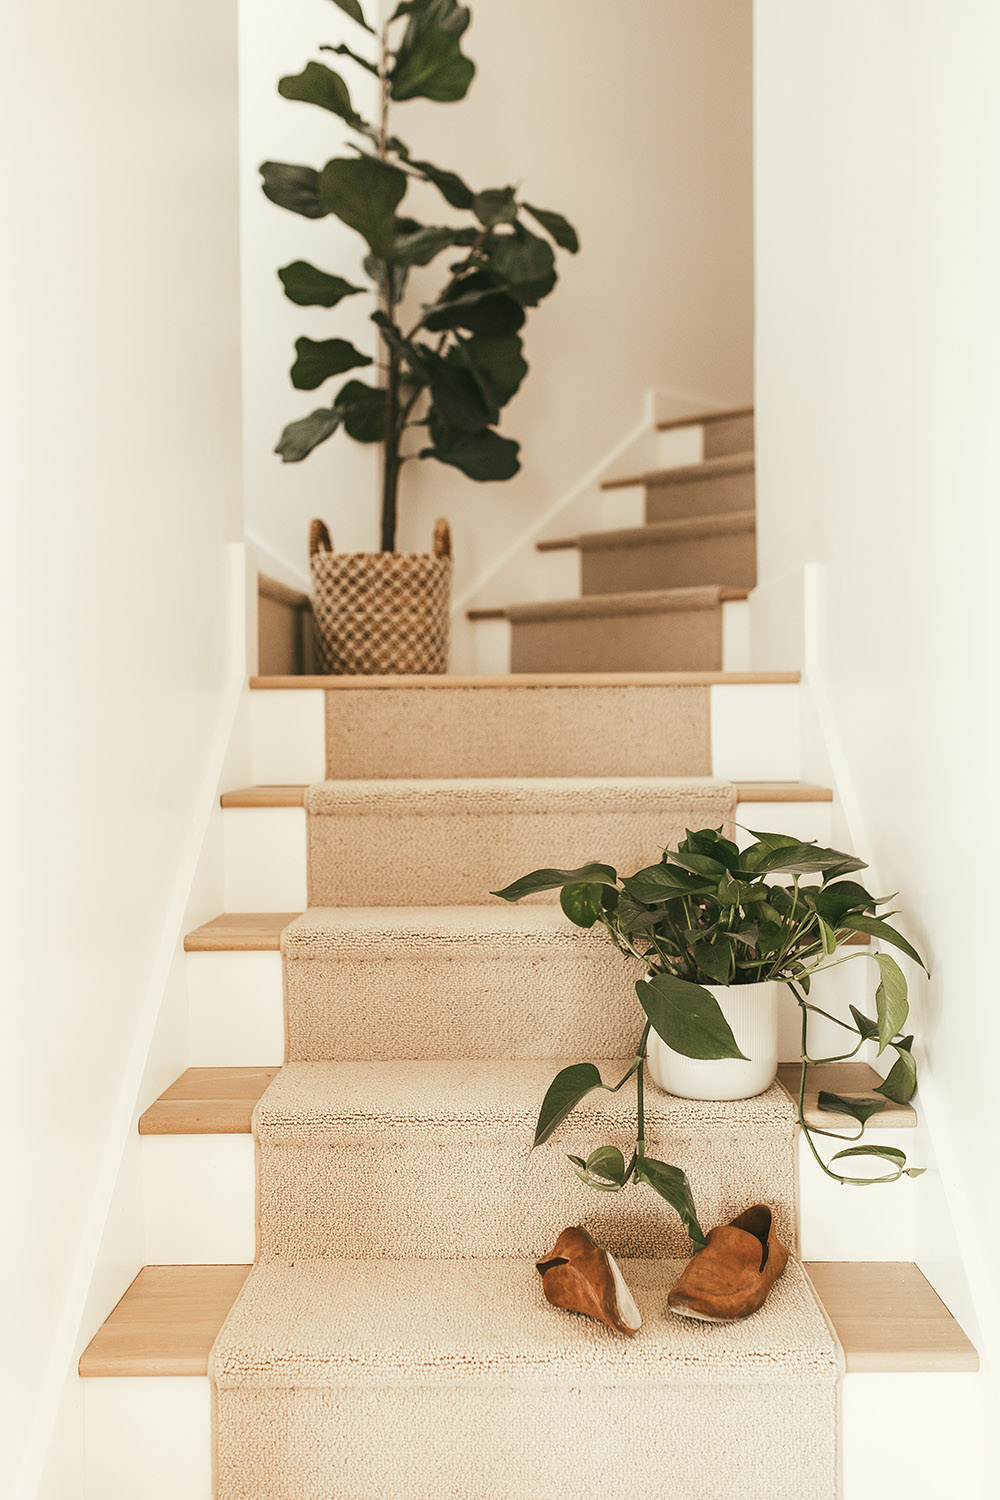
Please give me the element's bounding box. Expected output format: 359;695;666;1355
309;518;453;675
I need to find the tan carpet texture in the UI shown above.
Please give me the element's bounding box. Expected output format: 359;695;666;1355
305;776;737;905
252;1061;799;1261
324;683;712;779
281;906;641;1061
213;674;840;1493
212;1257;839;1500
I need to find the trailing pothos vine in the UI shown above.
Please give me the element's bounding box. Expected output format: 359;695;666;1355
494;827;926;1249
262;0;579;551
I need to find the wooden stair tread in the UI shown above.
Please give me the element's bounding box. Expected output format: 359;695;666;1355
79;1259;976;1377
220;782;833;809
184;912;299;951
142;1061;903;1137
139;1067;279;1134
250;671;801;689
656;404;754;432
538;510;756;555
601;452;754;492
776;1062;916;1128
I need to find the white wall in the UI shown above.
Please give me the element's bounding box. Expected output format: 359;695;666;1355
240;0;753;593
754;0;1000;1362
0;0;243;1491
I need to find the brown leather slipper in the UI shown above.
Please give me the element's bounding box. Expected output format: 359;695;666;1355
667;1205;789;1322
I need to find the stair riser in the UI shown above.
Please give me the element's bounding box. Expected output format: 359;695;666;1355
251;679;802;783
324;684;715;778
703;413;755;458
580;529;757;595
189;914;863;1071
139;1109;911;1269
645;467;754;523
255;1117;798;1260
219;793;827;911
307;791;733;906
85;1372;988;1500
509;604;725;673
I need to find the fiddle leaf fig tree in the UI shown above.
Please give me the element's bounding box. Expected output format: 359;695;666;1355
263;0;579;552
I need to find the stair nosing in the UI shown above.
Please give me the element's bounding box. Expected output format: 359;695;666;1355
539;510;757;556
505;586;749;623
601;452;755;492
656;404;754;432
251;670;799;689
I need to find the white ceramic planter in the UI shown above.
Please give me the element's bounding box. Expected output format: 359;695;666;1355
645;979;780;1101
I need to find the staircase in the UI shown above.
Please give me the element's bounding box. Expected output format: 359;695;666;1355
78;404;983;1498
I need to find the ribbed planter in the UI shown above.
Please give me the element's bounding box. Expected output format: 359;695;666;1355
309;518;453;675
646;979;780;1101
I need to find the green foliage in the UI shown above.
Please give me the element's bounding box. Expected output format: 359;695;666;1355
496;827;927;1209
263;2;579;551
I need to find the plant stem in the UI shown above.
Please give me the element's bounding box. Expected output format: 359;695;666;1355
377;22;400;553
635;1020;651;1169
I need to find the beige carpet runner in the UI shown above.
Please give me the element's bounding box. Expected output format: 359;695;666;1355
210;776;842;1498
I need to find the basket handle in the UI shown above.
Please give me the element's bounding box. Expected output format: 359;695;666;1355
309;519;332;557
433;518;452;560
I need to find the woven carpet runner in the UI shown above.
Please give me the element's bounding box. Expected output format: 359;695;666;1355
210;778;841;1498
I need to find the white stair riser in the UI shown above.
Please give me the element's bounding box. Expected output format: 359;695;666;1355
248;682;803;784
142;1092;904;1267
142;1135;255;1264
220;798;829;911
251;689;326;784
223;807;307;910
83;1371;990;1500
187;933;872;1072
187;950;285;1066
655;425;704;470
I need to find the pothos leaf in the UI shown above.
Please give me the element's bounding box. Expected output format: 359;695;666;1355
817;1091;888;1128
560;882;604;929
637;1158;706;1249
533;1063;605;1148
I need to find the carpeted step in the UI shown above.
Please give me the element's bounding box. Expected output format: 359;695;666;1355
305;776;735;905
505;587;743;673
324;679;714;778
251;1060;798;1261
578;510;757;595
656;404;755;460
644;453;755;524
212;1255;838;1500
282;907;638;1062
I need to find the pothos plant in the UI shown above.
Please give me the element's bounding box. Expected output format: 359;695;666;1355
493;826;926;1250
263;0;579;552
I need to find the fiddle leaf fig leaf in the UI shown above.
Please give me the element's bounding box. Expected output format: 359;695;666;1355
333;379;386;441
275;407;341;462
423;353;495;430
329;0;375;30
840;914;927;972
452;334;528;407
492;863;619;903
523;202;580;253
391;23;475;102
560;882;604;929
390;224;465;267
278;261;363;308
817;1091;888;1128
319;156;407;258
636;973;747;1061
489;227;557;305
637;1158;706;1249
320;41;378;75
875;1046;918;1105
290;336;373;390
874;952;909;1053
473;186;518;227
260;162;329;219
534;1063;605;1148
423;287;526;337
278;62;362;127
409;158;475;210
422;418;520;480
